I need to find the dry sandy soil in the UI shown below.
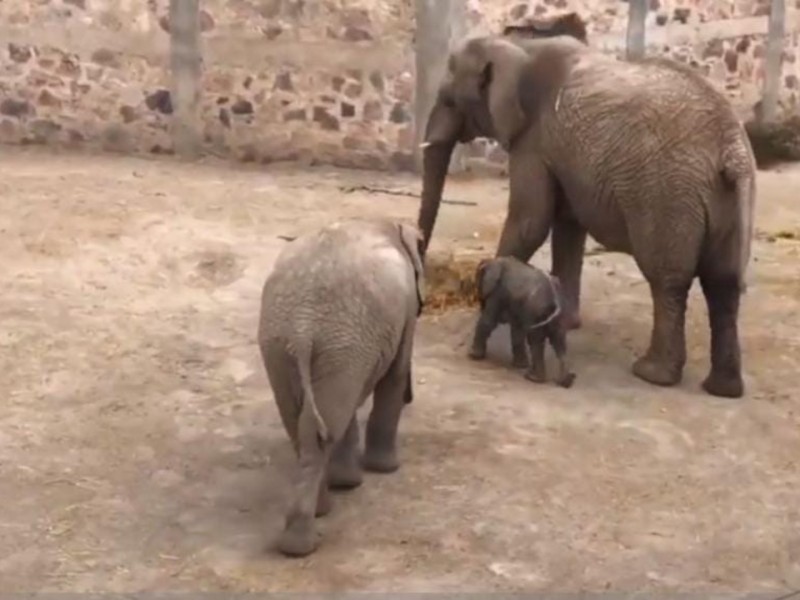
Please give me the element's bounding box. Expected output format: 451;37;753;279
1;146;799;594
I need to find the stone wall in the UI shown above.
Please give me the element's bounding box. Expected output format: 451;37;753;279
0;0;798;171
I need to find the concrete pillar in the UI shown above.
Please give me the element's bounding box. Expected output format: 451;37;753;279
625;0;648;60
169;0;202;157
413;0;468;174
762;0;786;122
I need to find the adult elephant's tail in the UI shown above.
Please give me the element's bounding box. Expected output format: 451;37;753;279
722;133;757;293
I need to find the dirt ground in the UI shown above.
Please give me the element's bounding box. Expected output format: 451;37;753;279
1;146;799;594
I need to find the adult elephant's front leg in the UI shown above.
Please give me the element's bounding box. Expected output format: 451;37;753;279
495;155;556;262
632;282;690;387
551;214;587;331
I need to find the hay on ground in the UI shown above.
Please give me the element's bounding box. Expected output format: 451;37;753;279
422;251;487;315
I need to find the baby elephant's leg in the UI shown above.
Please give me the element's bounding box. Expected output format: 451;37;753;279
328;416;363;490
509;317;529;369
524;328;548;383
548;323;576;388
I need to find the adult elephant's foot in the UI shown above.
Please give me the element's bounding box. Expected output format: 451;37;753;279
277;515;320;557
362;447;399;474
524;368;547;384
468;345;486;360
702;370;744;399
328;459;363;490
632;355;682;387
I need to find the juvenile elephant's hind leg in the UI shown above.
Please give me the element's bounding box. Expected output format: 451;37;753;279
328;416;363;490
316;473;333;516
364;324;414;474
277;415;332;557
699;274;744;398
632;282;690;387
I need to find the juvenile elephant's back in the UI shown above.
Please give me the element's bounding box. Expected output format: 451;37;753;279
259;221;414;375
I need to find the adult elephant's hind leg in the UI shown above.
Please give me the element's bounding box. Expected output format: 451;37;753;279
632;280;691;387
629;208;703;389
699;275;744;398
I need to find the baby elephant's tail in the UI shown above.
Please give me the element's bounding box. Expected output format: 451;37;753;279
527;275;563;331
296;344;330;449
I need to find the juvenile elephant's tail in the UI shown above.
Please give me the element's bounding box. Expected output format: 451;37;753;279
296;344;330;449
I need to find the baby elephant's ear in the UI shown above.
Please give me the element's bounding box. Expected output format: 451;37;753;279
397;223;426;315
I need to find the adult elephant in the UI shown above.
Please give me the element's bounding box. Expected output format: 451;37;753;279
416;34;756;399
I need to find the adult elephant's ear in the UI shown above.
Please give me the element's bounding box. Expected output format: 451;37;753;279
398;223;426;316
516;40;581;121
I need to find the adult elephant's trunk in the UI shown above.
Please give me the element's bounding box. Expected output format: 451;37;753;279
416;98;466;256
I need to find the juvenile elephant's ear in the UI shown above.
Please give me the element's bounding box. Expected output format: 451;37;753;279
397;223;426;316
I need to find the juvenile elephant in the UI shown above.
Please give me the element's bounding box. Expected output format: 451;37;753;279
417;34;756;398
257;218;425;557
470;256;575;388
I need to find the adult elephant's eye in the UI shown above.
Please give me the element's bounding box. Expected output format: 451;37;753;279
442;95;455;108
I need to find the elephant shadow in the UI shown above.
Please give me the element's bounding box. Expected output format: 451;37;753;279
477;318;645;388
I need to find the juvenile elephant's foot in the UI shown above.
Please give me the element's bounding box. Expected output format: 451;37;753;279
277;515;320;557
632;355;682;387
702;369;744;399
362;447;399;474
328;460;363;490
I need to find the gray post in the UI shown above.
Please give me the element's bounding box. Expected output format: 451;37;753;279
413;0;468;174
762;0;786;122
626;0;648;60
169;0;202;157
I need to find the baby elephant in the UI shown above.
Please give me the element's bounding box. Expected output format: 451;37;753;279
257;218;425;557
468;256;576;388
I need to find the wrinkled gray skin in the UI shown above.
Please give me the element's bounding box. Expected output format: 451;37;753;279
257;218;425;557
469;256;575;388
418;34;756;399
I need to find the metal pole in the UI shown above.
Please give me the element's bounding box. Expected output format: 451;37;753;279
169;0;202;157
762;0;786;122
412;0;467;174
626;0;648;60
